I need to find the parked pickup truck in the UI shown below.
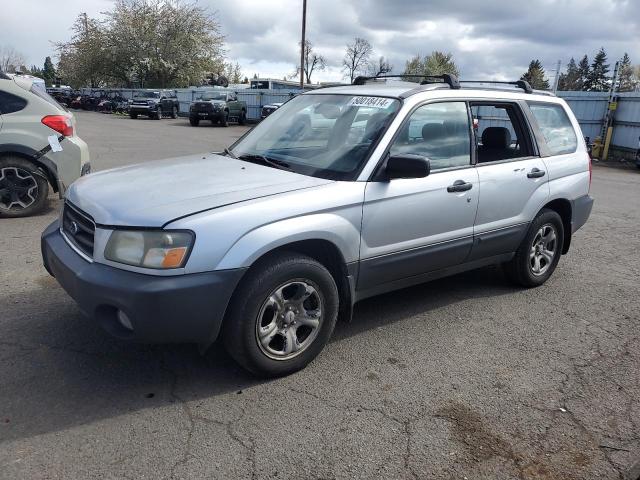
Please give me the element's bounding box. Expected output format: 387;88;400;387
189;92;247;127
129;90;179;120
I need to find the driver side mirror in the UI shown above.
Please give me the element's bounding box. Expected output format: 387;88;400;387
385;154;430;180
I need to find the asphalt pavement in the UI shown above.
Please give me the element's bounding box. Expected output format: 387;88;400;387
1;111;639;479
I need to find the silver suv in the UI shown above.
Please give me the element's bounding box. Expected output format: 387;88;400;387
41;75;593;377
0;72;90;217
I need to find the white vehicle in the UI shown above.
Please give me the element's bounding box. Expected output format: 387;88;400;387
42;75;593;377
0;71;90;217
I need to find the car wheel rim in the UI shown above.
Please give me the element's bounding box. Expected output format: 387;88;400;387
255;279;323;360
529;223;557;276
0;167;39;210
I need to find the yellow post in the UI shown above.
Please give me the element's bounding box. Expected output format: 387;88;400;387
602;126;614;161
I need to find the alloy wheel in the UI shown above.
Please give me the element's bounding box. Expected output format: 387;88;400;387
0;167;39;210
255;279;323;360
529;223;557;276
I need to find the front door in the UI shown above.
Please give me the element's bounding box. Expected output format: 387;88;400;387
359;101;479;292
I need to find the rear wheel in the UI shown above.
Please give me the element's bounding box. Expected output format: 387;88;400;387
223;252;339;377
189;117;199;127
505;208;564;287
0;157;49;218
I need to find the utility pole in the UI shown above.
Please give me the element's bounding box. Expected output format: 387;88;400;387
600;60;621;160
82;12;89;35
552;60;561;93
300;0;307;89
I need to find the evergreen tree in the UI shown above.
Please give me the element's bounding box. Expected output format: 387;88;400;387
618;53;636;92
558;57;580;91
520;59;550;90
577;55;590;91
42;56;56;86
584;48;610;92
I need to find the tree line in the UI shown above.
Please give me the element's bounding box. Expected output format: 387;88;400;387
521;49;639;92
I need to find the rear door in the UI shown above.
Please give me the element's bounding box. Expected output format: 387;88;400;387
359;101;479;293
468;101;549;261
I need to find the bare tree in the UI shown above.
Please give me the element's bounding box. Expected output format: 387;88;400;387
0;46;26;73
367;56;393;77
343;37;373;83
292;40;326;84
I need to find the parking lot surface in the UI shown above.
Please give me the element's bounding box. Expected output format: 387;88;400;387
1;112;639;479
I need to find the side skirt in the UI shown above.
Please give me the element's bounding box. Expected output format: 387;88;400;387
354;253;514;302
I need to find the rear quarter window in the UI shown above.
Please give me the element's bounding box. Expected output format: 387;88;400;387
528;102;577;155
0;90;28;114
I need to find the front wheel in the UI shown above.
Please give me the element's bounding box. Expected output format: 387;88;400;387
0;157;49;218
238;110;247;125
223;252;339;377
129;113;138;119
171;106;178;119
505;209;564;287
220;110;229;127
189;117;199;127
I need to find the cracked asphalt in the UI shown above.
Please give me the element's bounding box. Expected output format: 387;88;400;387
1;112;639;479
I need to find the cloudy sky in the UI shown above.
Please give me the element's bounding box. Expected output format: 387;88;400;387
2;0;639;83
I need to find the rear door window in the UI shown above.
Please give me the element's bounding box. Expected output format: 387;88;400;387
527;102;578;155
471;103;535;163
0;90;28;114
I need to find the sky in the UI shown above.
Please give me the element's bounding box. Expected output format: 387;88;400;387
1;0;639;84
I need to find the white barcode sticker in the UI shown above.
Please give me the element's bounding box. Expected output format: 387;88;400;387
348;96;393;109
48;135;63;152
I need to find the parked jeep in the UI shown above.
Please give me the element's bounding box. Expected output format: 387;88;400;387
129;90;179;120
189;92;247;127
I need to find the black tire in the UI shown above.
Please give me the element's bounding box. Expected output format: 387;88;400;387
221;110;229;127
223;252;339;377
189;117;199;127
505;208;564;287
154;108;162;120
171;106;178;119
0;157;49;218
238;110;247;126
129;113;138;119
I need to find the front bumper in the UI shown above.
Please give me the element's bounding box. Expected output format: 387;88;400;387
41;220;246;344
130;105;158;115
190;110;224;120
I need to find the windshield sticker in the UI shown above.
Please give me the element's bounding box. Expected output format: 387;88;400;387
348;96;393;109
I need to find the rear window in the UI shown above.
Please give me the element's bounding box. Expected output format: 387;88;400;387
0;90;27;114
528;102;577;155
29;85;65;111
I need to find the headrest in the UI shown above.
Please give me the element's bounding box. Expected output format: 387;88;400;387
482;127;511;149
422;123;446;141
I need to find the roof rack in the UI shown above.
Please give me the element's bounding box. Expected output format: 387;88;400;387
353;74;460;90
459;80;534;94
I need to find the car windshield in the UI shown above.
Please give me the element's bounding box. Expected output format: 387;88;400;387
230;94;400;180
134;91;160;99
200;93;226;101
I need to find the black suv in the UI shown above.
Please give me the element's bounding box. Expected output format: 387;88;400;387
129;90;179;120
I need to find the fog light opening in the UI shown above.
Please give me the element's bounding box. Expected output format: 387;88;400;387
117;310;133;331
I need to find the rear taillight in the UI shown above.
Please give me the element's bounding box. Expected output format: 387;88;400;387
41;115;73;137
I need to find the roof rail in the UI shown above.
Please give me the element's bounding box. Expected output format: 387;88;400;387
459;80;534;94
353;74;460;90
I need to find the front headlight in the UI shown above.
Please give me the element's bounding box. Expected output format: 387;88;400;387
105;230;194;269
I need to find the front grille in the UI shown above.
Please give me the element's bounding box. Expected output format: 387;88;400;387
195;103;213;112
62;202;95;258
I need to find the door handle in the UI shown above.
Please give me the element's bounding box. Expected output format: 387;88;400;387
527;168;546;178
447;180;473;192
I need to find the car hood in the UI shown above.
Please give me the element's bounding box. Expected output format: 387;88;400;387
66;153;333;227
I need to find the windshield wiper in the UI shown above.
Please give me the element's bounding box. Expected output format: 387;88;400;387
224;147;237;159
237;153;292;171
